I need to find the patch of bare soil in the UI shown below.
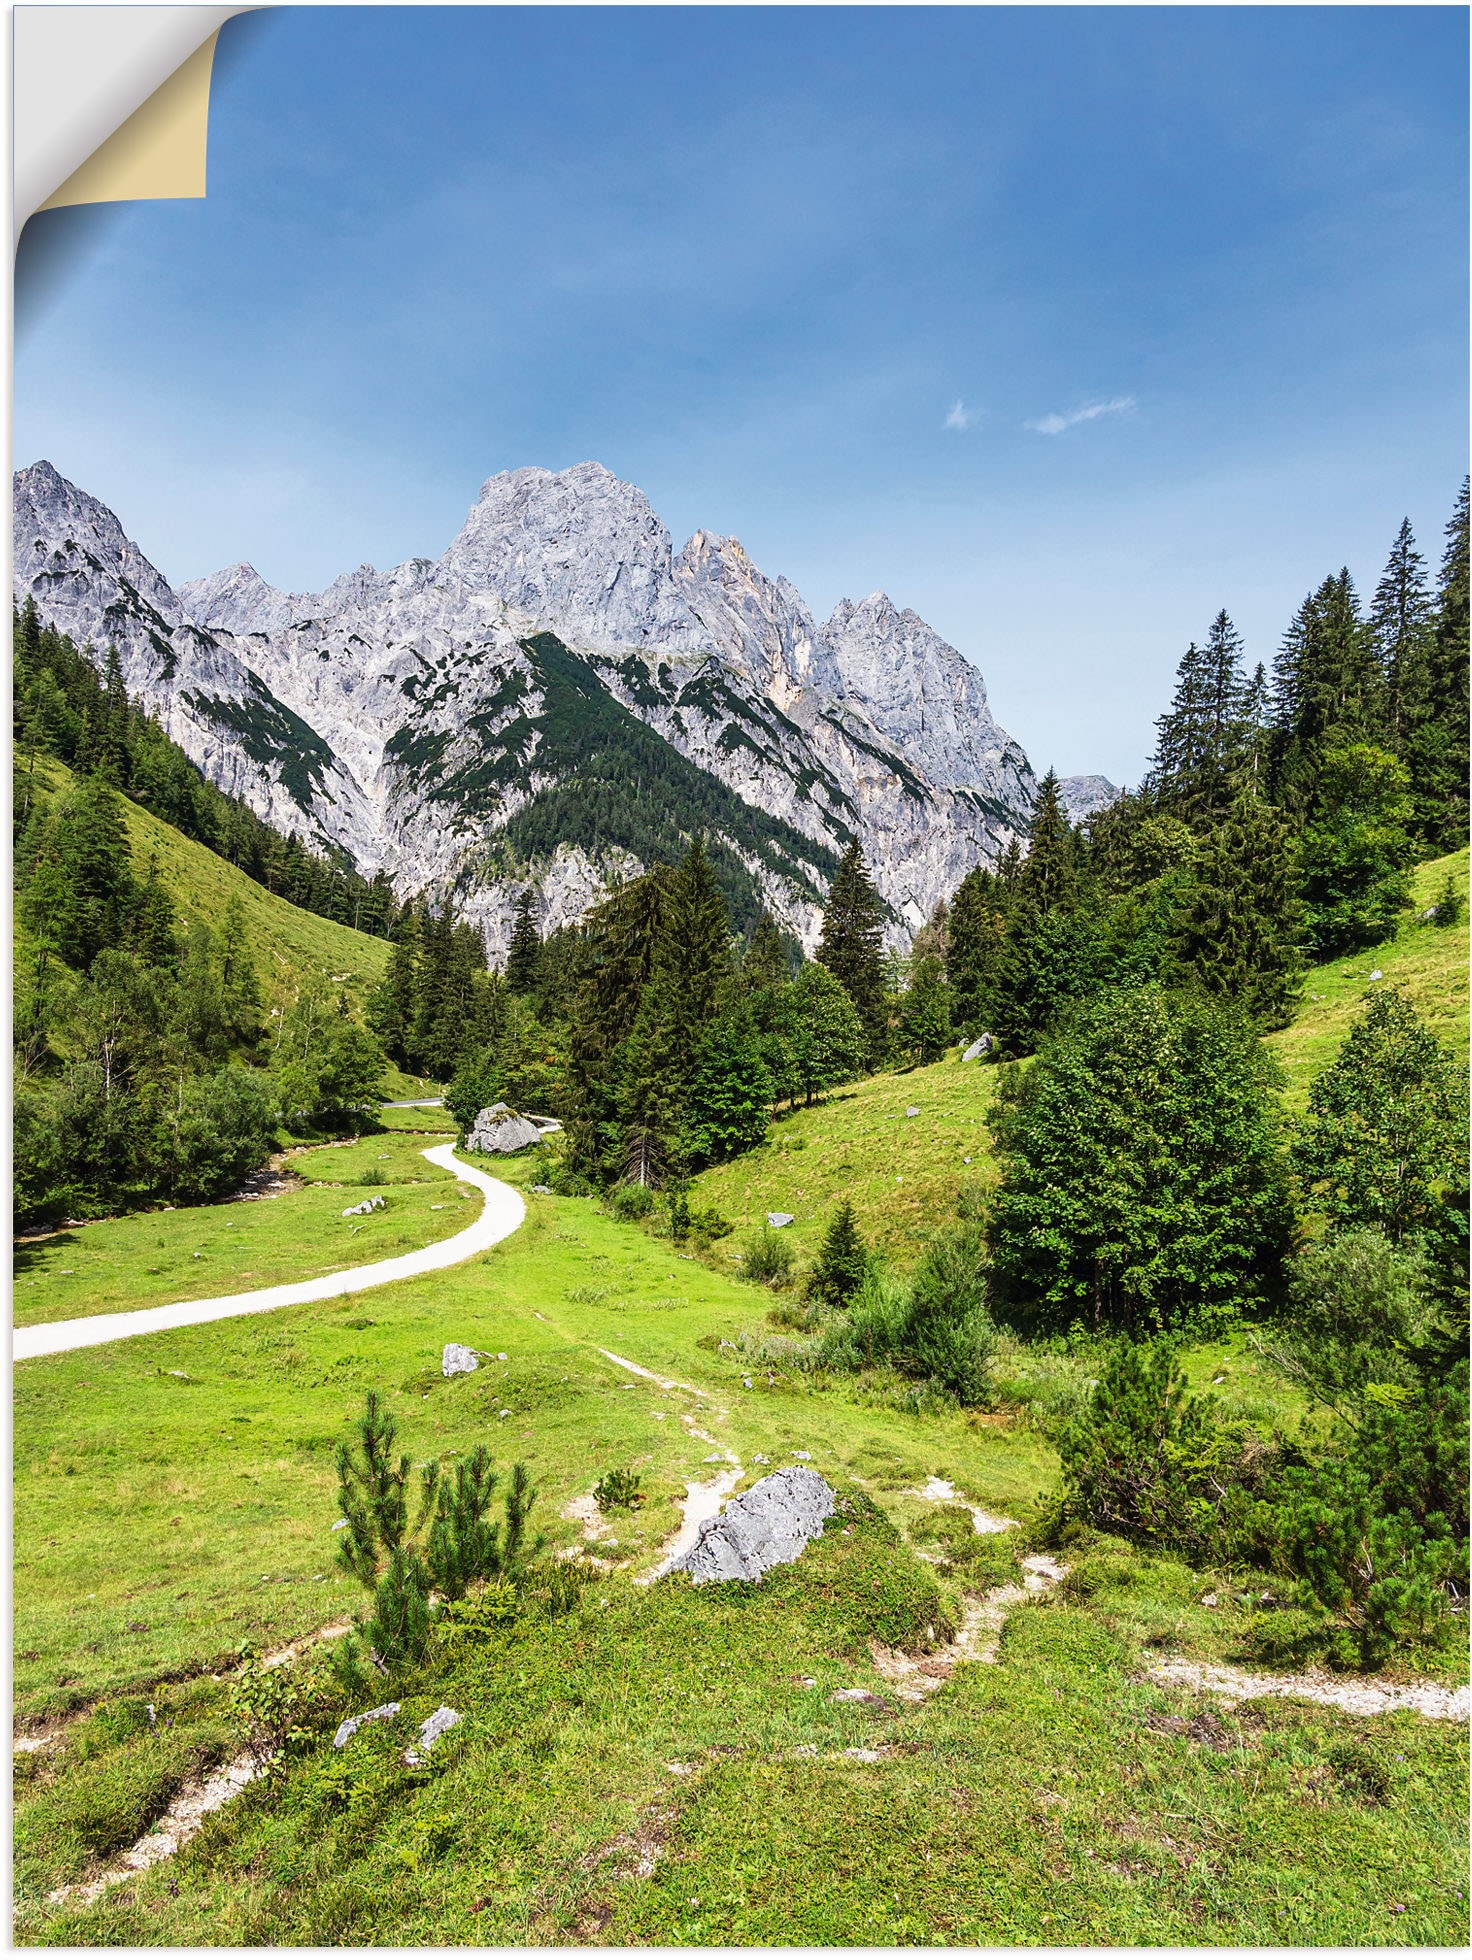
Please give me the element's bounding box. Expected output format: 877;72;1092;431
47;1752;261;1907
1147;1657;1471;1721
870;1552;1068;1700
912;1475;1019;1535
228;1168;305;1203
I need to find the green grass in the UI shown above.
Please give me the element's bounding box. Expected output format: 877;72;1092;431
13;1132;473;1328
691;847;1470;1274
1265;846;1469;1104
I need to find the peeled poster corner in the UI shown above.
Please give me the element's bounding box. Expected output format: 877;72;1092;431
14;5;255;238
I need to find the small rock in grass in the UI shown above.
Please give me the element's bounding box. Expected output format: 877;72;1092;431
791;1449;811;1460
829;1688;892;1710
845;1747;886;1762
331;1518;348;1532
1200;1592;1219;1608
333;1702;401;1750
531;1185;553;1195
442;1343;479;1377
906;1106;919;1118
766;1212;794;1228
703;1453;725;1464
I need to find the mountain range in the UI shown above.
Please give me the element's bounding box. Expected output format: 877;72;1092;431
13;458;1115;952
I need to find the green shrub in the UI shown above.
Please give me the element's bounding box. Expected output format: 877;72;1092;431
593;1468;644;1512
333;1392;543;1669
606;1181;655;1222
1427;868;1464;929
741;1223;794;1286
545;1158;594;1197
1050;1341;1256;1559
1261;1229;1433;1417
357;1168;387;1186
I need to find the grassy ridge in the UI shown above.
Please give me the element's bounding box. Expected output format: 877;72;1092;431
692;847;1470;1270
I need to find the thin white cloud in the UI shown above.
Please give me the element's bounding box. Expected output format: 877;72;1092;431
1025;395;1136;436
944;398;974;431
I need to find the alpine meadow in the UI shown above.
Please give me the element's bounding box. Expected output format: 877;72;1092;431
10;8;1470;1939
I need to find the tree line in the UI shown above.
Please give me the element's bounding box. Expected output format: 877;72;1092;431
13;599;401;939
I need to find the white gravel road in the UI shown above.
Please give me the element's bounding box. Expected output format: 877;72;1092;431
12;1145;524;1362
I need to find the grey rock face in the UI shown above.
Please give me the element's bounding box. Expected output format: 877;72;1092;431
1057;773;1120;822
464;1103;544;1155
961;1034;994;1061
15;458;1040;953
441;1343;480;1377
672;1467;837;1584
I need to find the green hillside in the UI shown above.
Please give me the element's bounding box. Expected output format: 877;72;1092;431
20;758;392;1013
691;847;1469;1271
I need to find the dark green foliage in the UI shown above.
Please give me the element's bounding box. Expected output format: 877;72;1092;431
333;1392;542;1669
807;1201;870;1311
741;1222;795;1286
945;865;1006;1036
13;608;397;937
684;1004;772;1165
1269;568;1382;818
1368;517;1436;758
1297;744;1416;957
1262;1230;1437;1419
788;960;869;1105
484;634;837;932
1291;988;1466;1248
741;911;790;989
1144;612;1262;830
504;887;542;995
272;989;388;1129
1427;867;1464;929
593;1469;644;1513
1400;481;1470;849
1172;788;1301;1027
899;952;953;1064
1052;1342;1244;1558
816;841;889;1066
1269;1380;1468;1668
988;986;1294;1336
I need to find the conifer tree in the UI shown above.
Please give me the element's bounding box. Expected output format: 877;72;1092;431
946;866;1006;1036
741;911;789;990
1145;614;1257;828
683;1002;772;1165
1368;518;1435;751
369;905;421;1066
1269;569;1381;816
1401;479;1470;848
808;1200;870;1310
505;887;542;995
614;978;686;1186
816;841;888;1067
1173;788;1301;1028
656;838;733;1058
900;952;954;1064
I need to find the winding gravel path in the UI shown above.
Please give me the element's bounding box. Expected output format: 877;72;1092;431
12;1145;524;1362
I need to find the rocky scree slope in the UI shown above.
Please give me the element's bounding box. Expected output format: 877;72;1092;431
15;459;1038;951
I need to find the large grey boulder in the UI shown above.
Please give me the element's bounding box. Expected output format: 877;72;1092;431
465;1103;544;1155
442;1343;480;1377
962;1033;994;1061
672;1467;837;1585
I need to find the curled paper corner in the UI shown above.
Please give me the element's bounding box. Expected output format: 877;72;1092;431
15;5;257;233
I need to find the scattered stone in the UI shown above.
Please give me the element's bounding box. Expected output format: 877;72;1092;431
791;1449;812;1460
404;1705;461;1764
829;1687;892;1710
167;1370;189;1379
531;1184;553;1195
331;1518;348;1532
1369;969;1383;982
962;1034;994;1062
766;1212;794;1228
1200;1592;1219;1608
905;1106;919;1118
703;1453;725;1464
844;1747;887;1762
341;1194;387;1217
752;1453;769;1463
333;1702;401;1750
671;1466;837;1584
442;1343;480;1377
465;1103;544;1155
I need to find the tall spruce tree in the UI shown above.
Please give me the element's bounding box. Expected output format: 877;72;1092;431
1144;614;1255;829
1401;479;1470;849
655;837;733;1073
741;911;789;990
1269;569;1381;817
505;887;542;995
1173;787;1301;1028
946;866;1006;1036
984;770;1098;1053
808;1200;870;1310
1368;518;1435;753
815;840;888;1067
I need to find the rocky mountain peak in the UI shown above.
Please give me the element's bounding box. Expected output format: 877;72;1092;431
441;461;714;656
180;562;297;636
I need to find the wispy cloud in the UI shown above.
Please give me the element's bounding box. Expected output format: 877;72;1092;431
944;398;975;431
1025;395;1136;436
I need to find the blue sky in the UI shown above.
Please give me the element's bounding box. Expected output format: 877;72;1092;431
15;5;1468;785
